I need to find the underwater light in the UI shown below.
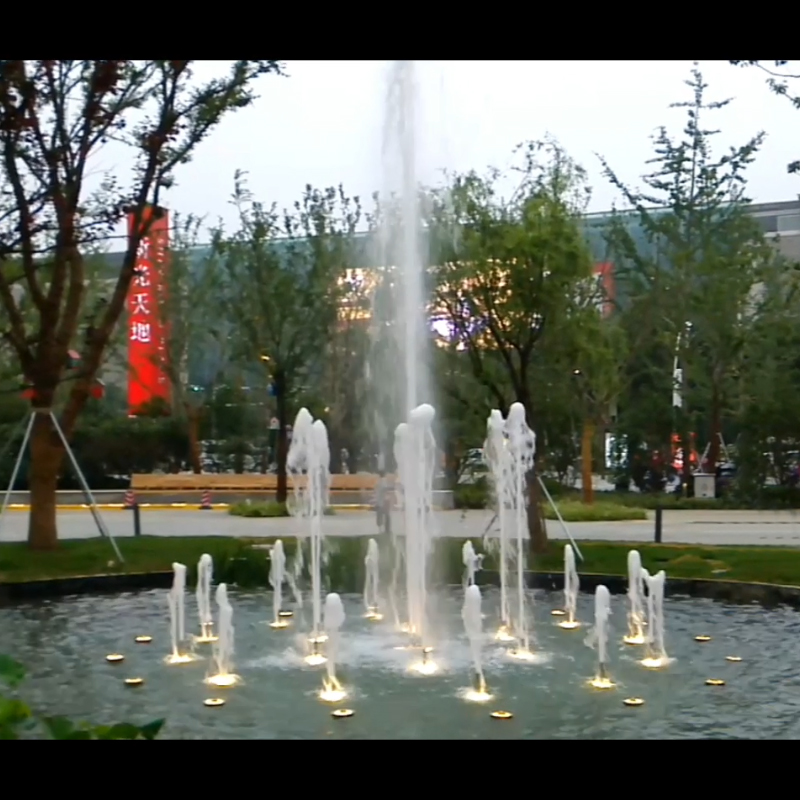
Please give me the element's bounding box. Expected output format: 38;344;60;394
623;634;646;645
641;657;665;669
705;678;725;686
278;610;294;618
205;673;241;688
332;708;354;718
551;609;566;616
495;625;515;642
589;676;615;690
490;710;513;720
694;635;712;643
557;620;580;630
269;620;290;629
134;635;152;644
124;677;144;687
726;656;742;663
623;698;645;707
204;698;225;707
106;653;124;664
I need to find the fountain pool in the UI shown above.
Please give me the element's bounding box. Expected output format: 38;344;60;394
1;587;798;739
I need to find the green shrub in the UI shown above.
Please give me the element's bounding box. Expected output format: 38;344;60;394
0;654;164;740
454;478;490;509
229;502;337;518
544;500;647;522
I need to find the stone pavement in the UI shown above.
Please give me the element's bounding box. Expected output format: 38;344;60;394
1;507;800;546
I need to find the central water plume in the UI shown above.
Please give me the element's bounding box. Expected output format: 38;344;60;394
320;593;347;702
269;540;289;629
207;583;240;687
558;545;580;630
196;554;216;643
462;540;483;587
587;585;614;688
287;407;331;656
394;404;437;655
642;570;668;668
166;562;197;664
462;584;491;701
364;538;382;620
624;550;647;645
504;402;537;659
484;409;514;641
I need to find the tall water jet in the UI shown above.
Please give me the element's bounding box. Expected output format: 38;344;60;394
269;540;290;629
462;584;491;701
484;409;514;641
195;554;216;643
287;407;331;664
624;550;647;645
462;540;483;587
394;404;437;660
642;569;668;668
587;585;614;689
206;583;240;687
364;538;383;620
558;544;581;630
166;562;197;664
504;402;537;660
319;593;347;702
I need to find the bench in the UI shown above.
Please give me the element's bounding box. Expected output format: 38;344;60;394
131;472;384;495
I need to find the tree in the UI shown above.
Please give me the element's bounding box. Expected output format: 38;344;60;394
0;60;283;549
427;137;596;552
730;60;799;175
212;176;360;502
599;65;771;491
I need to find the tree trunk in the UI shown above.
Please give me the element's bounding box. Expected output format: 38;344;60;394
581;418;594;505
275;373;288;504
708;384;721;471
185;404;202;474
27;411;65;551
526;459;548;556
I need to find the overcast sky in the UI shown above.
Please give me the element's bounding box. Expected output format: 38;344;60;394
104;60;798;241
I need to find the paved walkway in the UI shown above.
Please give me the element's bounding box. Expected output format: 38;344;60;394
1;508;800;546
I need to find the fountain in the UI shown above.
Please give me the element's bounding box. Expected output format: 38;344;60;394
269;540;290;629
641;570;668;669
504;402;537;661
165;562;197;664
287;407;331;665
195;554;217;643
484;409;514;642
364;538;383;620
394;404;438;671
319;593;347;702
558;544;581;630
206;583;240;687
587;585;614;689
462;584;492;702
462;540;483;587
624;550;647;645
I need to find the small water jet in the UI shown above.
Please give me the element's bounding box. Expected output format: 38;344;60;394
462;540;484;587
394;403;437;655
364;538;383;620
641;570;668;669
196;553;217;643
166;562;198;664
484;409;514;642
587;585;614;689
288;408;331;655
623;550;646;645
504;403;536;660
558;544;580;630
269;540;290;629
206;583;240;687
319;593;347;702
461;584;491;702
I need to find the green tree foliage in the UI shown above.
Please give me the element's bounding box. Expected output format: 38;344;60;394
211;174;361;501
600;65;773;488
0;60;283;550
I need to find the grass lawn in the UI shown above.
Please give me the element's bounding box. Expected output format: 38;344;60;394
3;535;800;588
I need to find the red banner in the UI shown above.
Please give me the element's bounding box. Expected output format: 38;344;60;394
127;206;170;415
593;262;615;317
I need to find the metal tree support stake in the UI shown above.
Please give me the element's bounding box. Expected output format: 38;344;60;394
0;410;124;564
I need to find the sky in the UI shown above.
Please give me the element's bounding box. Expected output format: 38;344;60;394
100;60;799;242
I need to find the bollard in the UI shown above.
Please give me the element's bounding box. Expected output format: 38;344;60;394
654;505;662;544
133;502;142;537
